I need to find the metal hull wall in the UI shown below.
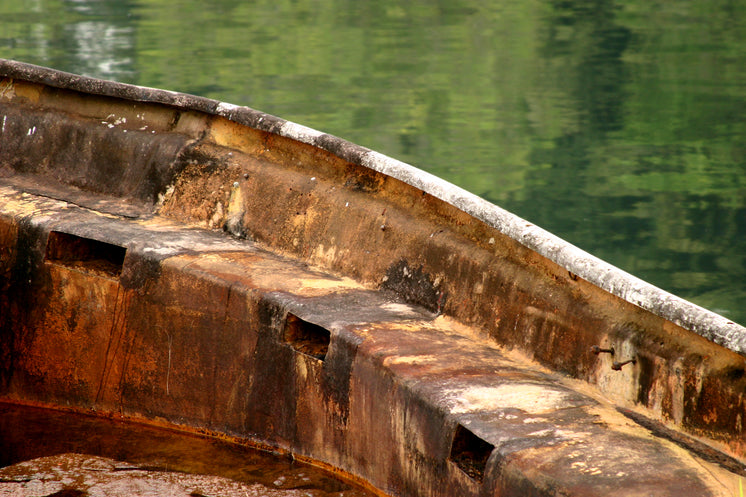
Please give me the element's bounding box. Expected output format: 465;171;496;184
1;60;745;496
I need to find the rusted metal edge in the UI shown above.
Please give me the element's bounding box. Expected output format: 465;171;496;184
2;57;744;355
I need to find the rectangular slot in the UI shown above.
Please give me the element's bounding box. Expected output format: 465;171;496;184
283;313;330;361
45;231;126;278
449;424;494;482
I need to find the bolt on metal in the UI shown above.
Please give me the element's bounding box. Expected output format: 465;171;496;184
590;345;614;356
612;358;637;371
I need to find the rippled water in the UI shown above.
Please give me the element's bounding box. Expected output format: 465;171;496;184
1;0;745;324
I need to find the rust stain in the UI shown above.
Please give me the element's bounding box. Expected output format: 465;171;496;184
1;67;745;497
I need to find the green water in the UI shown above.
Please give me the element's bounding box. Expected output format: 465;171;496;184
2;0;745;325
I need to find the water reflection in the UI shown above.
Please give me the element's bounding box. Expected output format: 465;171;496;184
0;403;372;496
64;20;134;79
0;0;744;324
541;0;631;133
1;0;135;81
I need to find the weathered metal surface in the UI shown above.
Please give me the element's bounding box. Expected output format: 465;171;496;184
1;60;746;496
2;60;742;355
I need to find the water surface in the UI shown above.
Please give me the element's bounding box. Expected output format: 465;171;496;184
0;402;373;496
1;0;744;324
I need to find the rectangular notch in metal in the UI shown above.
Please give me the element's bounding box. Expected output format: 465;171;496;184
283;313;330;361
449;424;494;482
45;231;126;278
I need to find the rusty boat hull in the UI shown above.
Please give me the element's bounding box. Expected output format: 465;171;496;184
1;59;745;496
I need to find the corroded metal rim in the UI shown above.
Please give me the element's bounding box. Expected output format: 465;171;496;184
2;57;744;355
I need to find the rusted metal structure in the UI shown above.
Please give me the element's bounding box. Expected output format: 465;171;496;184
1;59;745;496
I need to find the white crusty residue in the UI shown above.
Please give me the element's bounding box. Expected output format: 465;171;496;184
280;121;324;144
216;102;241;118
445;384;572;415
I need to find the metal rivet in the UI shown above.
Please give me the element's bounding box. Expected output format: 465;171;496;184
590;345;614;356
612;358;637;371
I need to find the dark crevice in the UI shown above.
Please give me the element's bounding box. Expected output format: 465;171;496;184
45;231;126;278
449;424;494;483
283;313;331;361
45;489;88;497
